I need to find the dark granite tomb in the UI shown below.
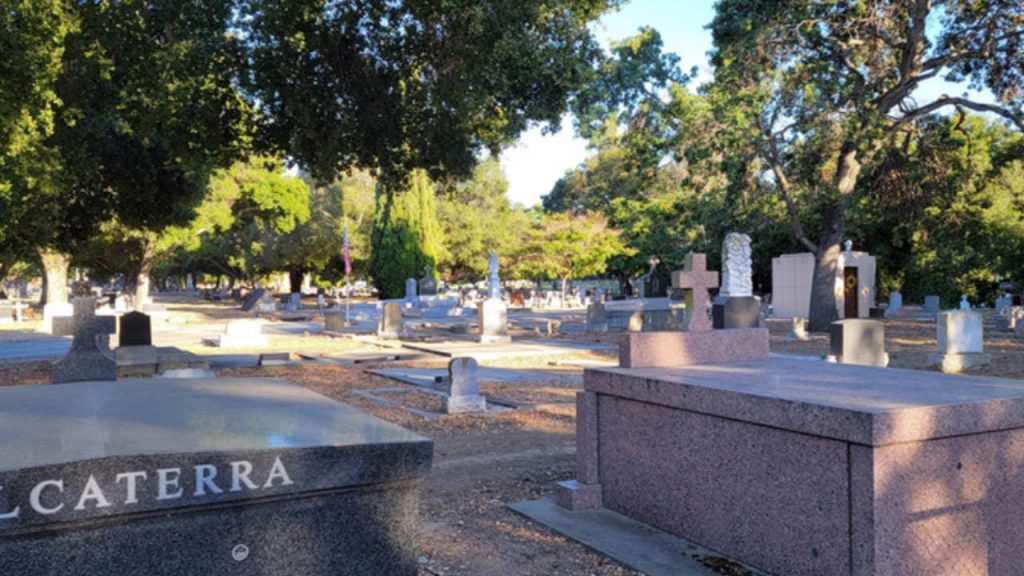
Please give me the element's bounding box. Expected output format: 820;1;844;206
0;378;432;575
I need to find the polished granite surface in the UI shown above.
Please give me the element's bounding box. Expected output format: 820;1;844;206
0;377;428;471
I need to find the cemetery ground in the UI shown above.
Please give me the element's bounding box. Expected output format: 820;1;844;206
4;298;1024;575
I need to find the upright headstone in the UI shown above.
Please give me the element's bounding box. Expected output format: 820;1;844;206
119;311;152;347
923;295;941;314
712;233;759;329
240;288;266;312
638;257;659;299
185;273;195;291
586;302;608;333
378;302;403;339
995;293;1013;313
405;278;418;302
487;252;502;299
115;311;158;375
477;299;510;343
288;292;301;311
829;319;888;367
418;266;437;296
959;295;971;310
324;310;348;332
42;302;73;334
718;233;753;298
444;357;487;414
52;297;117;383
929;311;991;373
0;301;12;324
670;252;718;332
885;291;902;317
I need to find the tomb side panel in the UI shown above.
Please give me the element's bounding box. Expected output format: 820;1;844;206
871;429;1024;576
0;480;421;576
597;394;850;576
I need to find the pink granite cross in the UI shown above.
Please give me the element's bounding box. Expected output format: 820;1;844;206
671;253;718;332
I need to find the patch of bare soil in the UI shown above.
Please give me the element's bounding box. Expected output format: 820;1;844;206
766;314;1024;379
482;380;579;406
217;362;639;575
376;389;446;413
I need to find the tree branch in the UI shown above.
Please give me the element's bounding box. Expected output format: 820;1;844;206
895;97;1024;133
764;127;817;253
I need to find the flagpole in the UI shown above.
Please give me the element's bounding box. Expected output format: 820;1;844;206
343;222;351;327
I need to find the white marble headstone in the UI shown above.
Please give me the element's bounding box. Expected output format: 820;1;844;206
719;232;753;298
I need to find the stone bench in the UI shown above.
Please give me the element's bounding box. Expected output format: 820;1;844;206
560;358;1024;576
0;378;432;575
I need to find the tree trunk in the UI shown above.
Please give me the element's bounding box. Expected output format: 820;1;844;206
134;239;155;312
807;148;861;332
39;248;70;307
288;270;304;294
807;227;844;332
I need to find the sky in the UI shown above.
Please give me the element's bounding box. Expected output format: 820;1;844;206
498;0;993;208
499;0;718;207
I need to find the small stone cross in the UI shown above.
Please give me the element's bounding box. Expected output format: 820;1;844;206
53;297;117;351
671;253;719;332
52;297;117;383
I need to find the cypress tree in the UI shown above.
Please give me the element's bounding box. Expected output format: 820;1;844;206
369;170;444;298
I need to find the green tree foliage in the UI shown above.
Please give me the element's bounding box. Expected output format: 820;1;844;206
854;114;1024;305
2;0;251;304
436;158;518;280
189;157;310;286
0;0;70;279
708;0;1023;330
572;27;688;177
510;211;626;298
369;170;445;298
241;0;622;184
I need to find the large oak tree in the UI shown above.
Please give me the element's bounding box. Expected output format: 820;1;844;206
709;0;1023;330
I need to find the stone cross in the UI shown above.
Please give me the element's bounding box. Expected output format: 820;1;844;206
52;297;117;383
671;253;719;332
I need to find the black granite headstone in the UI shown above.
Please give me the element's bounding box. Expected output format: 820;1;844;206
418;274;437;296
712;296;760;329
240;288;266;311
119;311;152;347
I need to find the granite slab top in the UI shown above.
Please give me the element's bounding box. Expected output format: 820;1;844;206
0;378;429;472
0;378;432;532
586;358;1024;445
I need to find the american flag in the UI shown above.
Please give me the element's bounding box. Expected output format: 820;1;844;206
342;224;352;277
